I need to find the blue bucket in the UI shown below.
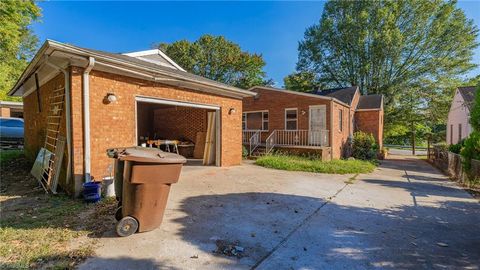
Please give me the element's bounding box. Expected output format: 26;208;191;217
83;182;101;203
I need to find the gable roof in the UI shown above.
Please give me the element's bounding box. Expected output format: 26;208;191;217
356;95;383;110
249;86;351;107
458;86;477;110
122;49;186;71
8;40;255;99
312;86;358;105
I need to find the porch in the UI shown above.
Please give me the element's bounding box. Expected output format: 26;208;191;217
243;129;330;158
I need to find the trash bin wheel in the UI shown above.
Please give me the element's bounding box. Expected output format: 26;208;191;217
116;216;138;237
115;207;123;221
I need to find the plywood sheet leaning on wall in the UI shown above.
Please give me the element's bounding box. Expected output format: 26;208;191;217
203;112;216;165
194;132;206;159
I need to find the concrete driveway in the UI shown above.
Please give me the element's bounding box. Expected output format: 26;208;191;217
79;156;480;270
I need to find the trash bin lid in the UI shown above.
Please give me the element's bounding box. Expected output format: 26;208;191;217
115;147;186;164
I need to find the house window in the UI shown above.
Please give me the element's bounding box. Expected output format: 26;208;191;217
285;108;298;130
450;124;453;144
242;113;246;130
339;109;343;132
458;124;462;141
243;111;268;131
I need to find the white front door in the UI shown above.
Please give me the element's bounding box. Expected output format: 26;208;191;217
309;105;327;145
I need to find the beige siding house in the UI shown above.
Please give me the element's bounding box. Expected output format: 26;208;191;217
447;86;477;144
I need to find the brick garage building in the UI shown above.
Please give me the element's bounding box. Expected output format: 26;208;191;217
242;86;383;159
9;40;255;196
0;101;23;118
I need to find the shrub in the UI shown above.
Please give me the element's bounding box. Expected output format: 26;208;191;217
352;131;378;160
242;145;248;158
461;131;480;171
448;139;464;154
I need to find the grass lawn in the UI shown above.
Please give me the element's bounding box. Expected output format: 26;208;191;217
0;149;23;163
255;154;377;174
0;151;116;269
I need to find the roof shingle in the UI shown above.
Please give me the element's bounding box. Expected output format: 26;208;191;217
312;86;358;105
458;86;477;110
357;95;383;110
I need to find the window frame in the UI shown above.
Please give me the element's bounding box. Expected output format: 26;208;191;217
458;123;462;141
284;108;298;131
339;108;343;132
242;110;269;131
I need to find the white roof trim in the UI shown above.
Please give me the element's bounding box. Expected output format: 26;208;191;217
249;86;350;107
9;40;255;99
123;49;186;72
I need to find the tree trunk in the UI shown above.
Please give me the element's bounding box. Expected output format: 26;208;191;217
412;130;416;156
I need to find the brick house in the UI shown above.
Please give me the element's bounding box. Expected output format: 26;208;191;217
0;101;23;118
8;40;255;196
242;86;383;159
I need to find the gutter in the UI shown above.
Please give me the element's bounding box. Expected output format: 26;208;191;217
44;57;73;186
83;57;95;182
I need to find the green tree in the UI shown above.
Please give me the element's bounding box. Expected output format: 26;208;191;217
289;0;478;141
283;71;320;92
0;1;41;101
157;35;272;89
294;0;478;103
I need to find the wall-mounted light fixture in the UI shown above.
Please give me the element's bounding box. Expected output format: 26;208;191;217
228;107;236;115
105;93;117;104
301;110;306;115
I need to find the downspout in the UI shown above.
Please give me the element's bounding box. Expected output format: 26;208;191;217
83;57;95;182
45;58;73;187
330;101;334;160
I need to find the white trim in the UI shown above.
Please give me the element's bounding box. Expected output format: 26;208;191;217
356;108;382;112
284;108;298;130
243;110;269;131
134;96;221;166
135;96;220;110
9;40;255;99
308;105;327;132
123;49;160;57
250;86;351;107
123;49;186;72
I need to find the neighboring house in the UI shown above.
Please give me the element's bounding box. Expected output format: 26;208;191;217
8;39;255;196
0;101;23;118
242;86;383;159
447;86;477;145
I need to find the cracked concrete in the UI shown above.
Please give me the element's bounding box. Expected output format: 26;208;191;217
79;156;480;270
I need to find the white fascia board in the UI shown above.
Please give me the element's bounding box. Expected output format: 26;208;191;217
250;86;351;108
11;40;256;99
135;96;220;110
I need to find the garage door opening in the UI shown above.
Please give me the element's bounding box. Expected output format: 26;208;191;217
135;97;220;166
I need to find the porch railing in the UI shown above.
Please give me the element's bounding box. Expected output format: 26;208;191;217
242;130;260;144
249;130;261;155
266;129;329;154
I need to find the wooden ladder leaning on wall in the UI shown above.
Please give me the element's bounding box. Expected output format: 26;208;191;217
39;85;66;193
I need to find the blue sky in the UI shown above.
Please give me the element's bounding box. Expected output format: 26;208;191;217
32;1;480;87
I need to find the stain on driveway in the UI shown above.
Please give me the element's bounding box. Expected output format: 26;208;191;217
79;156;480;270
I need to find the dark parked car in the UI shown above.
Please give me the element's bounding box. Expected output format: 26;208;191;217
0;117;24;148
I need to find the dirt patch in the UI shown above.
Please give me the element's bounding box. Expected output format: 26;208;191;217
0;153;117;269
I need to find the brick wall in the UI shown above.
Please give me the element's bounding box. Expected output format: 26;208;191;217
242;88;354;159
23;73;74;192
331;102;351;158
355;110;383;148
152;106;208;143
69;68;242;185
0;107;10;117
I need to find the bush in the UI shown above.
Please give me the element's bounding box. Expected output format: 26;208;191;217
242;145;248;158
461;132;480;171
448;139;464;154
352;131;378;160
